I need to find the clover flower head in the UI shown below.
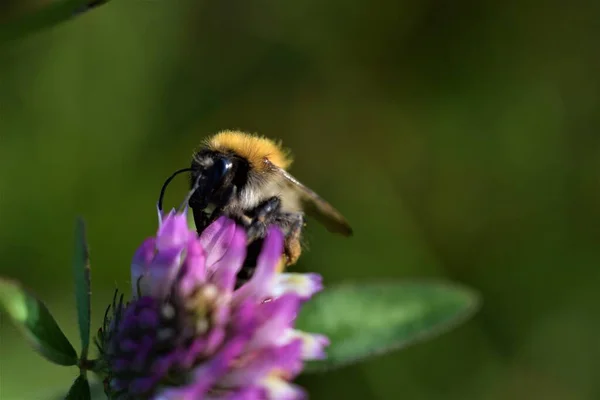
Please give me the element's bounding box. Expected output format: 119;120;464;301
98;208;327;399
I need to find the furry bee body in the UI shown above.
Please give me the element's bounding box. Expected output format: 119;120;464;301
188;131;352;280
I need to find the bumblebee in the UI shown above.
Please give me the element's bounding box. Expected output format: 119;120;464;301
159;130;352;281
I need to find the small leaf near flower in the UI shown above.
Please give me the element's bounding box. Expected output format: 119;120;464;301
50;379;104;400
0;277;78;366
296;281;481;373
0;0;111;42
65;375;91;400
73;217;91;360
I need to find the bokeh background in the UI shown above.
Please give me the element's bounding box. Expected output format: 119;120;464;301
1;0;600;399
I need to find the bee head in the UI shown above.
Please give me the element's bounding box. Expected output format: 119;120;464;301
189;150;249;211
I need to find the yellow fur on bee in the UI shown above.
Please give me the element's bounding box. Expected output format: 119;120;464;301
206;130;293;171
276;256;286;273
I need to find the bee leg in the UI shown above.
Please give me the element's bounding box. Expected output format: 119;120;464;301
254;196;281;223
236;239;263;288
246;196;282;242
283;214;304;266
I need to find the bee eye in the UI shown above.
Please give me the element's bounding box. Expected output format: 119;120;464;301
212;158;233;182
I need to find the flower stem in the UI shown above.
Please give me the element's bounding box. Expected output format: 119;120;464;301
79;358;104;374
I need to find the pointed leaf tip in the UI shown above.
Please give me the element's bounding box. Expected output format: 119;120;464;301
73;217;91;360
296;280;481;373
65;375;91;400
0;277;78;366
0;0;112;42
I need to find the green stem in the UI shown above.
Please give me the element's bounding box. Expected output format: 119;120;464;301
79;358;104;374
0;0;111;42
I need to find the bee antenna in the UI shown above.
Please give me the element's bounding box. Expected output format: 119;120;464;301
158;167;194;213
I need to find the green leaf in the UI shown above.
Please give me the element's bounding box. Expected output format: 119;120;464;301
0;277;78;366
65;375;91;400
296;281;481;373
0;0;107;42
50;380;104;400
73;217;91;360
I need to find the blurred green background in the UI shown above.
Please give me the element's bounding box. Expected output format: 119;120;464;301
1;0;600;399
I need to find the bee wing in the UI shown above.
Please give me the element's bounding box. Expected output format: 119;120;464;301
274;165;353;236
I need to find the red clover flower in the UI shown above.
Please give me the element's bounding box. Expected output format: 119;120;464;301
97;208;328;400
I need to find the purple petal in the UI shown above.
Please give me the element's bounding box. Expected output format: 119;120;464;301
209;226;247;293
206;386;267;400
129;376;157;396
141;247;185;298
260;375;307;400
229;299;258;335
111;358;130;373
212;302;232;328
151;352;178;379
156;210;194;251
179;337;206;369
203;325;226;356
218;340;303;387
286;330;330;360
156;203;163;225
201;217;238;268
119;307;142;335
118;338;137;352
197;334;249;382
153;387;197;400
268;273;323;301
157;335;250;399
246;294;300;351
130;335;154;372
130;237;156;295
178;238;207;297
138;308;160;330
234;226;284;303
